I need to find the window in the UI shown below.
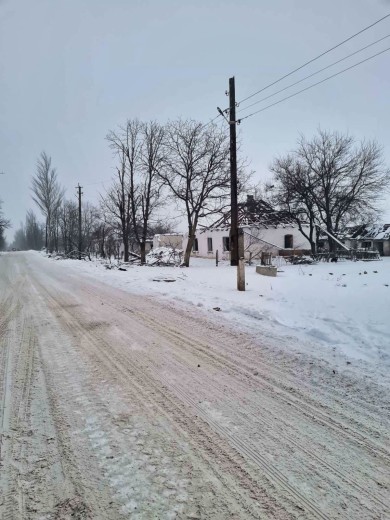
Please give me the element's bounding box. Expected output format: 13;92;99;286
362;241;371;249
207;237;213;252
192;238;199;252
223;236;230;252
284;234;293;249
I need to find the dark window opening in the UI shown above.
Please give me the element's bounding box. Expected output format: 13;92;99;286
284;234;293;249
207;237;213;252
192;238;199;252
223;236;230;252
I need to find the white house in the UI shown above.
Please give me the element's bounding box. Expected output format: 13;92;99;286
182;196;313;261
182;224;312;262
153;233;184;251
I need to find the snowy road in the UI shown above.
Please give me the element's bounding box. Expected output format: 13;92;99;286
0;252;389;519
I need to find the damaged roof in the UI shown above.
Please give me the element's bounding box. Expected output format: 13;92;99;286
342;223;390;241
206;195;295;230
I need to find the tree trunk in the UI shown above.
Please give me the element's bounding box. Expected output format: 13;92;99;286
327;219;335;253
309;225;316;255
121;221;129;262
100;228;106;258
184;233;194;267
296;219;316;255
123;238;129;262
140;242;146;265
47;216;52;253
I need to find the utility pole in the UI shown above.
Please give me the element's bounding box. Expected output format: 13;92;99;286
77;184;83;260
228;76;239;267
219;77;244;290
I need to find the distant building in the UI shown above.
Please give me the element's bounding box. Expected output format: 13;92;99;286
119;238;153;259
153;233;184;250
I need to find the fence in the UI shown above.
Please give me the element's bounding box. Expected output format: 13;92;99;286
313;249;380;262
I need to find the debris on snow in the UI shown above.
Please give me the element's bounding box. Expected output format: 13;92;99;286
146;247;183;266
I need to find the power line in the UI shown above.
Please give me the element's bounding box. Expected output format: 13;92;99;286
237;34;390;113
83;180;108;187
238;13;390;105
239;46;390;122
200;113;223;130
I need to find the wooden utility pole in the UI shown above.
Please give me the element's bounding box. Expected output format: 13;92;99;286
77;184;83;260
229;76;239;267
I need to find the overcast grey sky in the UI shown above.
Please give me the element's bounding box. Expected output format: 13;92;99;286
1;0;390;242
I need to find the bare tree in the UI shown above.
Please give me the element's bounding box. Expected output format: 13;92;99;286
101;147;134;262
31;152;64;252
106;120;165;263
82;202;99;253
11;226;27;250
58;199;79;254
268;158;318;254
134;121;165;263
25;210;44;250
0;200;10;250
159;119;230;266
270;130;390;252
90;212;116;259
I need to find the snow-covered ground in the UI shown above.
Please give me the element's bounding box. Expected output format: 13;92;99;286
44;252;390;372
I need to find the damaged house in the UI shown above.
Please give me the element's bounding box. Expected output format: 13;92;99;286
342;224;390;256
183;196;313;262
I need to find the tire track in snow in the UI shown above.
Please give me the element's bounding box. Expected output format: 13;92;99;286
36;280;295;519
20;253;390;519
34;277;383;520
68;280;390;517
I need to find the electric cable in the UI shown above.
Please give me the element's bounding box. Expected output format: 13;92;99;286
238;13;390;105
239;46;390;122
238;34;390;113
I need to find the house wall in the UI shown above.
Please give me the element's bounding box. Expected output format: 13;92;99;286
181;229;231;260
153;234;184;250
326;238;390;256
183;225;312;260
382;240;390;256
354;239;390;256
243;225;312;258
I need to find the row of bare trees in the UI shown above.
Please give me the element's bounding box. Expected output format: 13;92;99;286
20;152;114;256
104;118;231;266
12;199;120;257
19;127;388;261
15;115;245;264
11;211;44;251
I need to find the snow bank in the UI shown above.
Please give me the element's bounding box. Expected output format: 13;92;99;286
39;252;390;370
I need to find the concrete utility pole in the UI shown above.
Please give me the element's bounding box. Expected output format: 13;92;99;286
237;228;245;291
77;184;83;260
228;76;239;267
